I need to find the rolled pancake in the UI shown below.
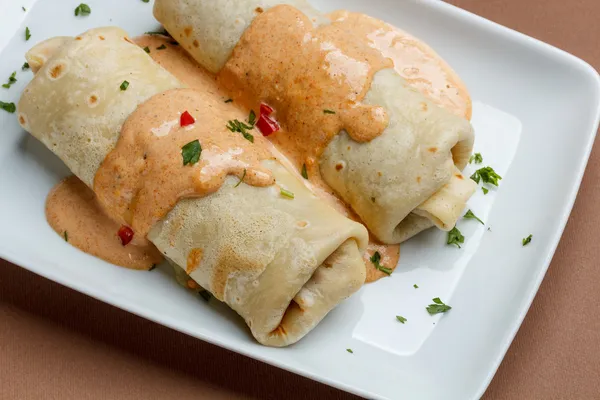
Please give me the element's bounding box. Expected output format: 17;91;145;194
154;1;476;244
18;27;369;347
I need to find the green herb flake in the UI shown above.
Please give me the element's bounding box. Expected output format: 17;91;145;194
248;110;256;126
22;62;29;71
22;6;26;11
224;99;233;103
323;109;336;114
346;348;353;354
25;27;31;41
0;101;16;113
199;290;212;302
156;44;167;50
470;166;502;186
522;234;533;246
2;71;17;89
370;251;392;275
143;46;150;53
74;3;91;16
413;284;419;289
396;316;407;324
482;187;489;195
301;163;308;180
426;297;452;315
234;169;246;188
469;152;483;164
464;209;484;225
120;80;129;91
181;139;201;166
226;119;254;143
447;226;464;248
142;0;150;3
280;188;295;199
64;231;68;242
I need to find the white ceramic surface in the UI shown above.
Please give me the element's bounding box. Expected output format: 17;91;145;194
0;1;598;399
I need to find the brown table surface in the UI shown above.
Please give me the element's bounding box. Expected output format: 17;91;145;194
2;1;600;399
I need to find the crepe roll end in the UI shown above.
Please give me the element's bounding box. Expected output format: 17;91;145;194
25;36;72;73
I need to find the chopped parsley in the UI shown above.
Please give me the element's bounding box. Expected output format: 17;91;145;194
464;209;484;225
346;348;353;354
280;188;295;199
22;6;26;11
74;3;91;16
199;290;212;302
469;152;483;164
413;284;419;289
396;316;407;324
426;297;452;315
482;187;489;195
22;62;29;71
323;109;336;114
143;46;150;53
142;0;150;3
2;71;17;89
64;231;68;242
119;80;129;91
224;99;233;103
0;101;16;113
226;119;254;143
470;166;502;186
181;139;201;166
301;163;308;179
370;251;392;275
248;110;256;126
522;234;532;246
447;226;464;248
156;44;167;50
25;27;31;41
234;169;246;188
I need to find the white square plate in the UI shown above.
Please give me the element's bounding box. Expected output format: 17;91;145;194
1;1;599;399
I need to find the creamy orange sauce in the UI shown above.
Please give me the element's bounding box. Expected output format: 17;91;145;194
94;87;274;237
46;176;162;270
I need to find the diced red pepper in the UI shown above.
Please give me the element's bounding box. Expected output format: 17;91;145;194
180;111;195;127
117;225;134;246
256;113;280;136
260;103;274;116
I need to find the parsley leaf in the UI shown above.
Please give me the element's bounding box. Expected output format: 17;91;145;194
370;251;392;275
2;71;17;89
248;110;256;126
22;6;26;11
426;298;452;315
469;152;483;164
156;44;167;50
74;3;91;16
323;109;336;114
470;166;502;186
346;348;353;354
482;187;489;195
464;209;484;225
142;0;150;3
280;188;295;199
22;62;29;71
226;119;254;143
0;101;16;113
396;316;407;324
413;284;419;289
301;163;308;179
234;169;246;188
25;27;31;41
522;234;532;246
143;46;150;53
120;80;129;91
447;226;464;248
181;139;201;166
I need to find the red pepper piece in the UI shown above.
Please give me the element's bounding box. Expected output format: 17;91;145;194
180;110;195;127
260;103;274;116
256;113;280;136
117;225;134;246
